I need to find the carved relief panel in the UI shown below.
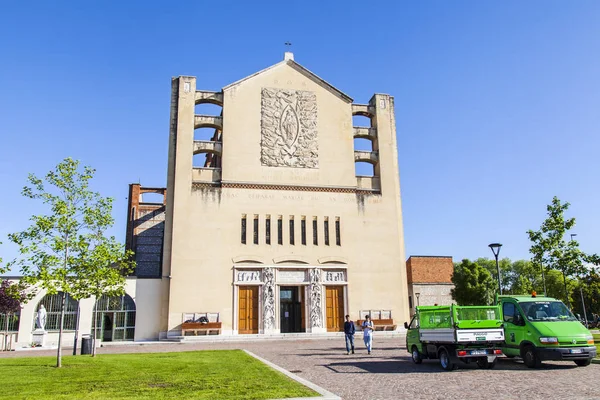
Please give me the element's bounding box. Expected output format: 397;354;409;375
323;270;346;283
260;88;318;168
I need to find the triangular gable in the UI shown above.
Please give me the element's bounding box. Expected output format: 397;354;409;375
222;59;353;103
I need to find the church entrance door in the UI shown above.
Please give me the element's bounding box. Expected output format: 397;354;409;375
280;287;304;333
238;286;259;334
325;286;344;332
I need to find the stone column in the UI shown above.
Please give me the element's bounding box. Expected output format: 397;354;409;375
309;268;326;333
262;267;276;334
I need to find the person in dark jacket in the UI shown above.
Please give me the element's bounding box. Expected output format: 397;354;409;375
344;315;356;354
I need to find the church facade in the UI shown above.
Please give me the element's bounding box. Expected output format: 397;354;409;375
2;53;410;347
154;52;409;338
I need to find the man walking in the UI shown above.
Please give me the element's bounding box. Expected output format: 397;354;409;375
362;315;374;354
344;315;355;355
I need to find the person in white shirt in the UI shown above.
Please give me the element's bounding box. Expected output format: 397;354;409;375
362;315;374;354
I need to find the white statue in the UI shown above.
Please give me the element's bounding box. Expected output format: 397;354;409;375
36;305;47;330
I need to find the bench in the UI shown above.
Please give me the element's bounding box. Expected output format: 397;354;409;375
356;319;397;331
181;322;222;336
181;312;221;336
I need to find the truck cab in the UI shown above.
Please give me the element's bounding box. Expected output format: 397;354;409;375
498;294;596;368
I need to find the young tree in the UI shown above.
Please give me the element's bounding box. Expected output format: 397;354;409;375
8;158;134;367
544;269;575;305
527;197;598;308
451;259;495;306
0;280;28;351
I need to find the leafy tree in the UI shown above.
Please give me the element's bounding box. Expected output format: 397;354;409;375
451;259;495;305
8;158;134;367
475;257;512;293
527;197;598;307
505;260;545;295
571;270;600;323
544;269;575;305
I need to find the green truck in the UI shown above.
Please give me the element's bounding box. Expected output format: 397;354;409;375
498;294;597;367
405;305;504;370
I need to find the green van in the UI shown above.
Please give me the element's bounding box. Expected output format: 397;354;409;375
498;294;596;368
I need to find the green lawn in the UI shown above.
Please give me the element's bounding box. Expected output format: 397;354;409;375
594;334;600;358
0;350;318;400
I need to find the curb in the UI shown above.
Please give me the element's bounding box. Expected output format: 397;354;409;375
243;349;340;400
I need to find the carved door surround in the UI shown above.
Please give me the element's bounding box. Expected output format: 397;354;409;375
233;265;346;334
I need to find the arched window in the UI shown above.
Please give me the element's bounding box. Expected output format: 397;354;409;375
34;292;79;331
93;294;136;341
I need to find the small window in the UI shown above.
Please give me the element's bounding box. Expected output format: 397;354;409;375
312;217;318;246
277;216;283;245
289;216;295;245
241;215;247;244
408;296;413;309
253;215;259;245
265;215;271;245
301;217;306;245
503;302;515;323
335;217;341;246
324;217;330;246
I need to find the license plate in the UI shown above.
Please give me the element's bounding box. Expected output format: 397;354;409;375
470;350;487;355
476;337;486;341
570;349;583;354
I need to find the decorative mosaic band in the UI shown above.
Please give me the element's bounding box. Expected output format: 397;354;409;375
192;181;379;194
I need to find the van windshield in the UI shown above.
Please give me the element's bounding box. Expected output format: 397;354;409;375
520;301;577;322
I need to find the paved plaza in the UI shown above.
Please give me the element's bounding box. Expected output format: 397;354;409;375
1;337;598;400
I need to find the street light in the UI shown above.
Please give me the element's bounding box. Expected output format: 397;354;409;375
570;234;588;327
415;293;420;307
489;243;503;295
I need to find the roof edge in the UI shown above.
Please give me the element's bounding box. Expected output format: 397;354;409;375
223;60;353;103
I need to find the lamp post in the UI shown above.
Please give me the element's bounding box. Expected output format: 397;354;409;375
570;234;588;327
489;243;503;295
415;293;420;307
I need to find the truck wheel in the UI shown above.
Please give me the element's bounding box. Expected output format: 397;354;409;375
439;348;455;371
522;345;542;368
411;346;423;364
574;359;591;367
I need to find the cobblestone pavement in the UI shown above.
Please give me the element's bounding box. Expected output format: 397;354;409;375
2;338;599;400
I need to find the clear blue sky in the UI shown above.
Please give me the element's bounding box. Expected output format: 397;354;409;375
1;1;599;270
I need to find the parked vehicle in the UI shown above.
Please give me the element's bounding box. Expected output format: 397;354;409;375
498;294;597;368
405;305;504;371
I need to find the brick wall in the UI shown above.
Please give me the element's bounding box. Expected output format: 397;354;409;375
126;184;167;278
406;256;453;284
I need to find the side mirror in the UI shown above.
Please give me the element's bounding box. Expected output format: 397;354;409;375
404;322;409;329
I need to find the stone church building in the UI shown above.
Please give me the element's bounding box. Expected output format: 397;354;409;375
153;52;409;338
2;53;412;346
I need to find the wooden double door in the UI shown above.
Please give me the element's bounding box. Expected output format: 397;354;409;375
325;285;345;332
238;286;259;334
